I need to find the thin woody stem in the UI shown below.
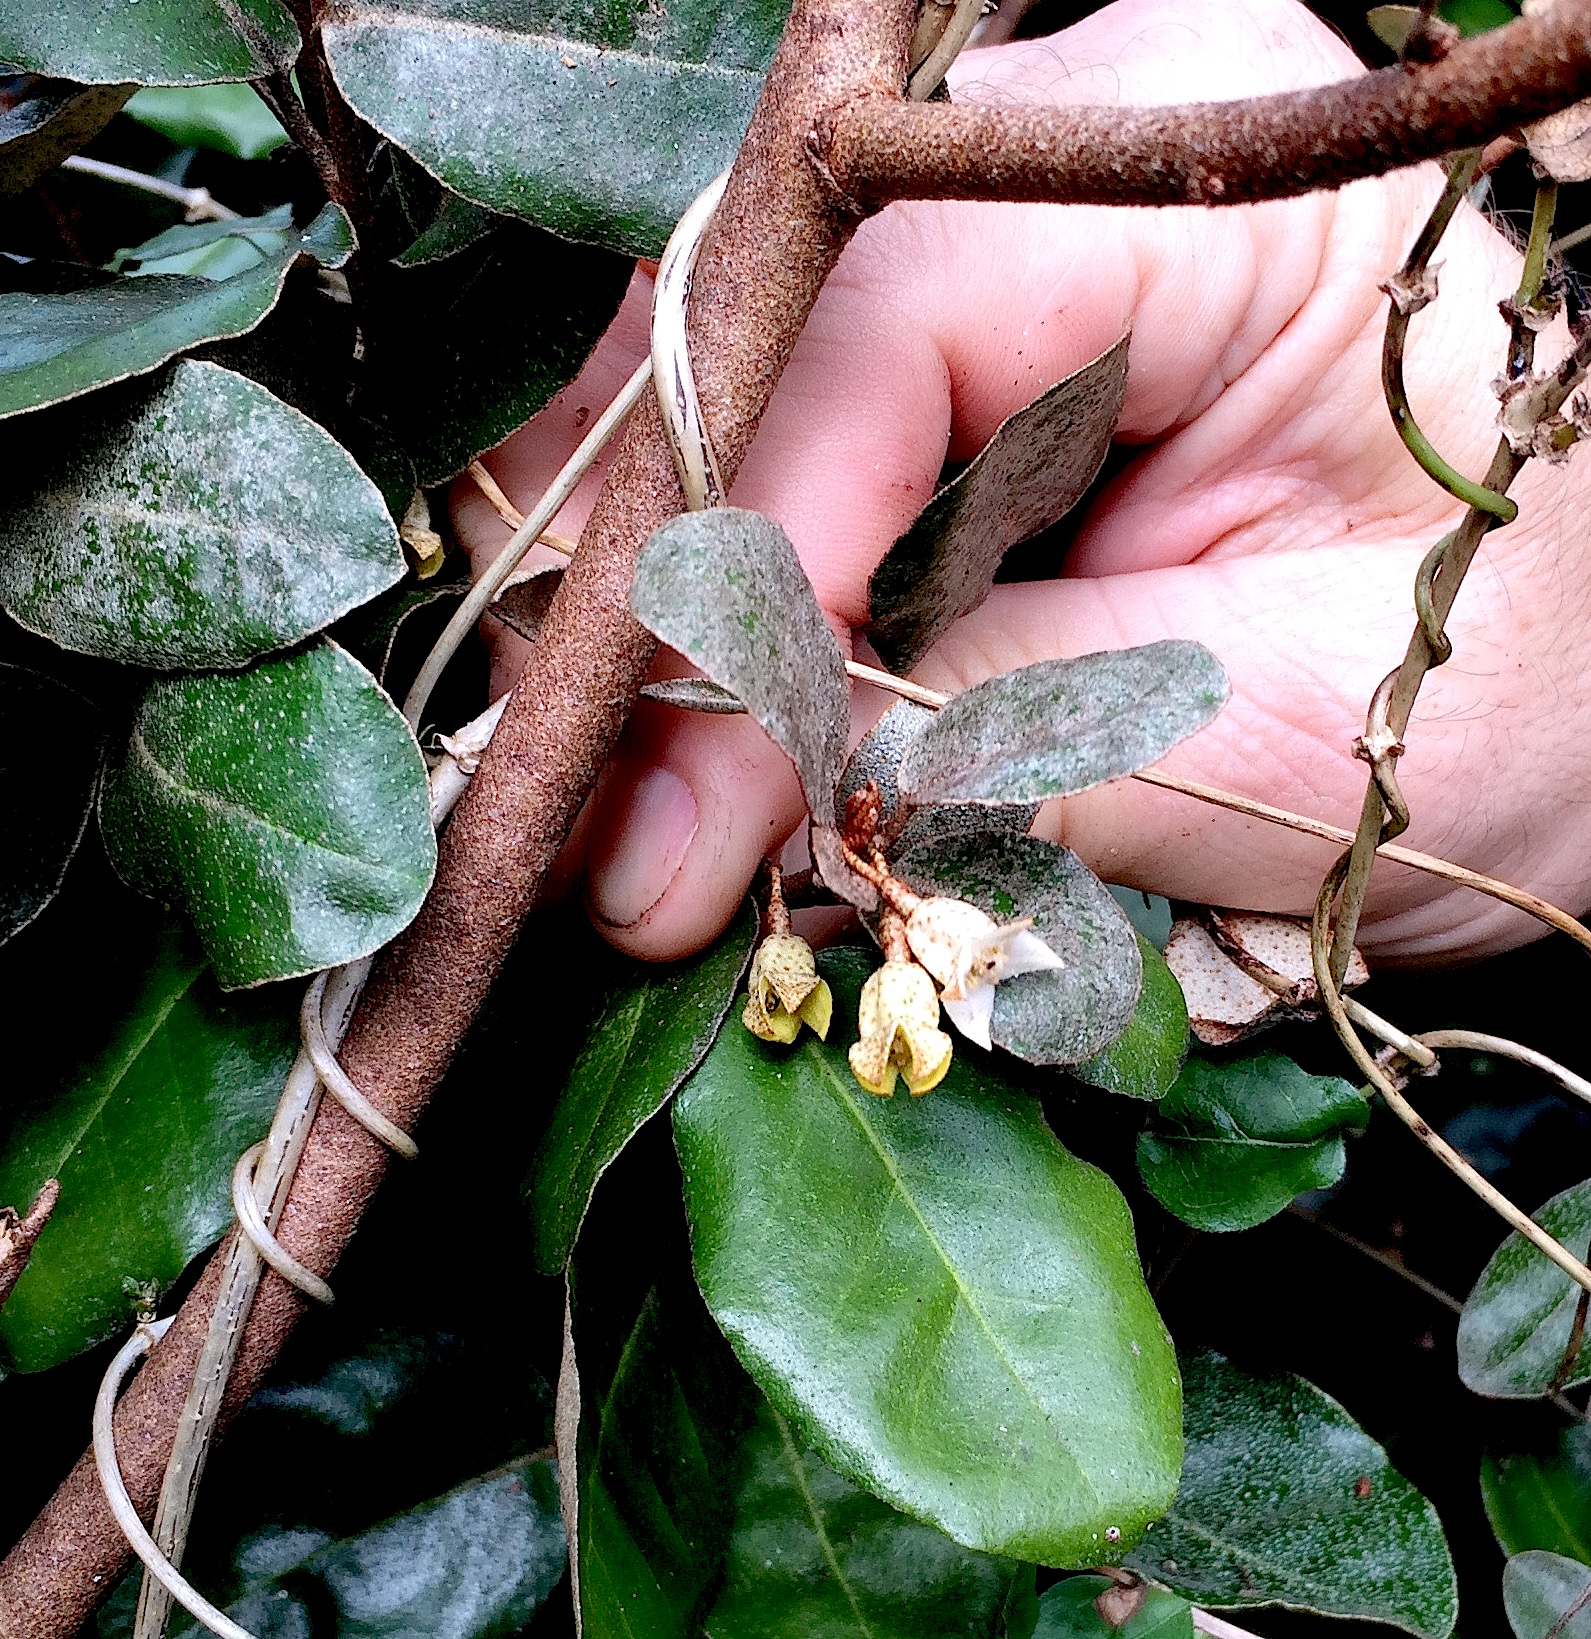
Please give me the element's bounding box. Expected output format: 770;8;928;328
0;1181;60;1315
818;1;1591;211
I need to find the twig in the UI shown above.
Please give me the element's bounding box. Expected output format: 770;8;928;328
1311;858;1591;1297
58;156;238;223
466;461;526;529
402;360;649;732
252;72;340;204
0;1181;60;1315
820;1;1591;210
906;0;983;101
1414;1029;1591;1108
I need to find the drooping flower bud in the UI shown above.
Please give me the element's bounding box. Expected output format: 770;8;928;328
742;932;833;1044
903;896;1063;1051
847;960;954;1097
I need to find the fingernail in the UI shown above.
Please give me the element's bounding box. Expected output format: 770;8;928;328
587;766;699;928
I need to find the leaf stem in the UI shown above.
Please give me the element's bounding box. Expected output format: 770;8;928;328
58;156;238;223
0;1180;60;1316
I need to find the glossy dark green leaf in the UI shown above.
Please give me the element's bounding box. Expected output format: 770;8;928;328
1504;1551;1591;1639
1483;1424;1591;1561
525;899;757;1275
674;948;1183;1565
0;360;404;668
896;643;1229;810
1124;1352;1458;1638
633;508;850;823
1070;934;1188;1100
123;83;287;158
0;78;133;198
218;1457;566;1636
704;1400;1028;1639
394;190;499;266
1458;1178;1591;1399
1032;1577;1192;1639
99;640;436;988
1135;1052;1368;1232
0;201;353;418
868;334;1130;672
370;219;629;483
640;676;748;713
0;664;101;944
572;1227;761;1639
321;0;789;257
891;831;1142;1066
0;912;293;1372
0;0;299;86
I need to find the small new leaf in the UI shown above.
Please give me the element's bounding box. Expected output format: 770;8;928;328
1135;1052;1368;1232
632;508;849;823
896;642;1228;810
868;333;1130;672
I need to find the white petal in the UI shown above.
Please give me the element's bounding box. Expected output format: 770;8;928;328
943;985;996;1051
1001;929;1064;978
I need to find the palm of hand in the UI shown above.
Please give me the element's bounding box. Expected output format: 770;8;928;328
453;0;1591;965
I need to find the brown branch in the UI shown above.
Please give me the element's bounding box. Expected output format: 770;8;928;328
0;0;914;1631
818;0;1591;210
0;1182;59;1316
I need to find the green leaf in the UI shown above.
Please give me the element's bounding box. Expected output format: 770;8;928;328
110;205;294;278
369;219;629;483
0;78;133;198
1504;1551;1591;1639
0;0;300;86
1070;934;1188;1100
1135;1052;1368;1232
572;1227;761;1639
321;0;790;257
0;910;294;1372
1031;1577;1192;1639
633;508;851;823
0;201;354;419
393;190;500;266
1440;0;1518;37
1124;1352;1458;1639
569;1186;1025;1639
0;664;101;944
867;334;1130;673
890;831;1142;1066
1483;1424;1591;1562
525;899;757;1275
673;948;1183;1565
1459;1177;1591;1399
0;359;405;668
704;1399;1028;1639
896;642;1229;810
98;640;436;988
217;1457;567;1635
640;676;749;713
123;83;287;159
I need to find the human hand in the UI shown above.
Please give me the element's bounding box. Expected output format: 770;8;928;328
451;0;1591;967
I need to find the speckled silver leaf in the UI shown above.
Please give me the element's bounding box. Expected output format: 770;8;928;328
1504;1552;1591;1639
896;641;1228;810
1459;1177;1591;1399
1125;1352;1457;1639
867;332;1129;672
640;677;747;714
809;822;879;915
99;640;436;988
0;79;133;199
891;831;1141;1066
0;359;404;669
632;508;848;824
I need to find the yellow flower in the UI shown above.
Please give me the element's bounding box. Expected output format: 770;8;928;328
742;933;833;1044
847;960;954;1097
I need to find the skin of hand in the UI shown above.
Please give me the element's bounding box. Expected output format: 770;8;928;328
451;0;1591;968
